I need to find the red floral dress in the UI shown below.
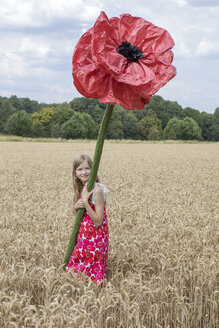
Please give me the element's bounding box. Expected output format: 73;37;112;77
65;183;109;285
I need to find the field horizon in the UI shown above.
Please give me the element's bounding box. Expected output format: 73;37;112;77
0;134;218;144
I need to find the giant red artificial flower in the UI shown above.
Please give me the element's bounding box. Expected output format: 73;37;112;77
73;11;176;110
63;12;177;272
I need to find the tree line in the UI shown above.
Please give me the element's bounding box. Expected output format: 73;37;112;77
0;95;218;141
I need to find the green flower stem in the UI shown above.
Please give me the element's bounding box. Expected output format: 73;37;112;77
63;104;114;271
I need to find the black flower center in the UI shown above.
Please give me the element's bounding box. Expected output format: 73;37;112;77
117;41;144;62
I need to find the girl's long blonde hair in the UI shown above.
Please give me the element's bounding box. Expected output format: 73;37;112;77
72;154;100;215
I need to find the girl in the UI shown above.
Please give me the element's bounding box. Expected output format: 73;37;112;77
65;154;109;285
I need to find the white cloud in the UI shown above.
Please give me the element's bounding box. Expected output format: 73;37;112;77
185;25;214;33
196;40;219;56
174;40;191;57
0;0;219;112
39;0;103;22
0;51;29;78
19;38;50;57
188;0;219;6
171;0;188;7
1;1;45;28
0;0;103;29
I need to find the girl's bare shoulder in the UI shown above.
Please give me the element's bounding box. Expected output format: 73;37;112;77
91;183;109;204
93;184;104;197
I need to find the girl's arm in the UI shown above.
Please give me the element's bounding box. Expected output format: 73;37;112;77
81;184;104;228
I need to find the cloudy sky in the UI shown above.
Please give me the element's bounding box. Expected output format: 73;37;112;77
1;0;219;113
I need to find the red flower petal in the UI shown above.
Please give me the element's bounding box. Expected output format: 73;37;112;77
100;77;151;109
73;30;109;99
72;11;176;110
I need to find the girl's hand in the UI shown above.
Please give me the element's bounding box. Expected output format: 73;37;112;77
74;199;84;210
81;183;93;204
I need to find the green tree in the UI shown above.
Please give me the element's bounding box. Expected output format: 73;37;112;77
9;95;40;113
167;129;177;140
70;98;85;113
145;96;184;129
62;113;86;139
6;110;33;136
83;113;98;139
180;117;202;140
31;107;55;137
92;104;104;124
212;107;219;141
138;114;162;140
0;96;5;108
183;107;202;127
106;108;124;139
50;123;64;138
52;106;75;125
146;96;167;128
8;95;24;110
163;117;181;139
201;112;213;141
147;127;161;140
0;100;16;132
62;112;97;139
123;113;140;139
164;100;184;121
70;97;105;121
132;108;147;121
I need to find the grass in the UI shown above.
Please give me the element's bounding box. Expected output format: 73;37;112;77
0;134;216;144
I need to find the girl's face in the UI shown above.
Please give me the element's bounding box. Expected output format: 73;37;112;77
75;160;91;185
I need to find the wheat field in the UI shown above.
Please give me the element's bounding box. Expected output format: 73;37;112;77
0;141;218;328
